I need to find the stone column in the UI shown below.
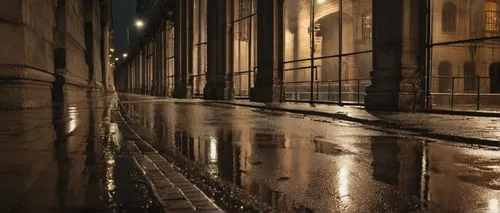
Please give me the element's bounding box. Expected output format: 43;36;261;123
365;0;426;110
250;0;283;102
174;0;191;98
0;0;57;109
101;0;113;93
204;0;232;100
84;0;104;97
53;0;91;104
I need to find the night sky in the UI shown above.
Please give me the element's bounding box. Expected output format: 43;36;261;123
112;0;138;55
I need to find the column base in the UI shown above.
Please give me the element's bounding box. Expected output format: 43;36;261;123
250;86;280;103
0;80;53;109
203;85;231;100
0;65;55;109
365;82;421;111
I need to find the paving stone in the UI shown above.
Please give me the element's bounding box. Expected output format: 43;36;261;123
195;204;221;211
198;210;225;213
186;195;209;202
164;200;195;210
192;200;217;207
168;210;198;213
158;188;186;201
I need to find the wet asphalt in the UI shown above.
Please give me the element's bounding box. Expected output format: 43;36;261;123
119;94;500;213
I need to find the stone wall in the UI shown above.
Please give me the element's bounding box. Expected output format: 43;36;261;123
0;0;113;109
0;0;56;109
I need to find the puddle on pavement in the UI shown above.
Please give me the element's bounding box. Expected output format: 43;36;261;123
0;97;155;213
123;99;500;213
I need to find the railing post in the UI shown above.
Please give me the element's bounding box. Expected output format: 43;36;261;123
451;77;455;110
310;66;314;105
357;79;361;104
316;81;319;101
295;82;298;102
476;76;480;110
315;67;319;101
328;82;331;101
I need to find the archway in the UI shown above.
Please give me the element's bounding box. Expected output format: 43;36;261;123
315;12;354;81
489;63;500;93
438;61;452;92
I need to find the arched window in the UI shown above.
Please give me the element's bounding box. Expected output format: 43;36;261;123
464;62;477;92
438;61;452;92
485;0;498;32
361;13;372;39
442;2;457;33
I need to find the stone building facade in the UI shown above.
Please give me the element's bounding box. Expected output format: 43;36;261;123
116;0;500;111
0;0;114;109
430;0;500;109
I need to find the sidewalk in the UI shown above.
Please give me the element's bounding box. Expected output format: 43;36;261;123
217;100;500;147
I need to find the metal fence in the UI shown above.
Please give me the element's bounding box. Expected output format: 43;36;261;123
234;70;254;99
431;76;500;111
192;74;206;98
282;79;370;105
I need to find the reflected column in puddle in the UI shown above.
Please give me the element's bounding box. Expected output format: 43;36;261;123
370;136;426;210
54;96;92;210
0;107;56;212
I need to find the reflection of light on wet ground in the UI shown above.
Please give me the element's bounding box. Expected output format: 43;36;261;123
338;158;351;205
489;199;499;212
67;106;78;134
208;136;219;177
104;123;120;198
209;137;218;163
110;123;121;148
339;167;348;198
105;153;116;192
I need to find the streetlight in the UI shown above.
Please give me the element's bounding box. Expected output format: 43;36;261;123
127;19;145;46
135;20;145;28
123;53;128;58
115;57;119;61
110;48;115;53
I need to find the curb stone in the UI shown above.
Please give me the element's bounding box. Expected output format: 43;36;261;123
118;109;225;213
216;101;500;147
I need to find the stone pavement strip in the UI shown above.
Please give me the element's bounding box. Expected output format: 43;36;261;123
119;114;224;213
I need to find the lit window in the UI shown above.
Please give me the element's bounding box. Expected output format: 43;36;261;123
485;0;498;32
442;2;457;33
362;13;372;39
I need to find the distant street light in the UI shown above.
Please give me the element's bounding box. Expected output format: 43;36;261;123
115;57;119;61
127;20;145;46
110;48;115;53
123;53;128;58
135;20;145;28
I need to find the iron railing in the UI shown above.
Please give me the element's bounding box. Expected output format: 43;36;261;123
431;76;500;111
